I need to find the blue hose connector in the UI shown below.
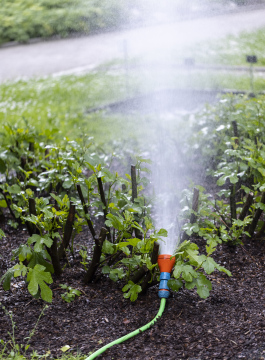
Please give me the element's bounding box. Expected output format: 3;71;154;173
158;272;171;298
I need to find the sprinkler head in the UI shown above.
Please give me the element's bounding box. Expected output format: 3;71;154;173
158;254;176;273
157;254;175;299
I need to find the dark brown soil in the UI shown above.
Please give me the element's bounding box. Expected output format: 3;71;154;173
1;221;265;360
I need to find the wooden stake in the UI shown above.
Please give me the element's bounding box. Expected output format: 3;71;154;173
230;184;237;222
131;165;137;202
190;188;199;224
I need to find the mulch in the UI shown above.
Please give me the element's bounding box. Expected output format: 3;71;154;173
1;220;265;360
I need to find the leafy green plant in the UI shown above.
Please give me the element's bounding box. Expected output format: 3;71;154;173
79;247;90;271
184;94;265;244
0;128;168;303
60;284;81;303
168;240;231;299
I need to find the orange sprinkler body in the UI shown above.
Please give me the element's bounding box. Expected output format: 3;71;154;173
158;254;176;299
158;254;176;273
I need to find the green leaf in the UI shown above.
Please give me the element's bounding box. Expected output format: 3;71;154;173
183;223;200;236
0;229;6;239
215;264;232;277
18;244;32;262
0;267;15;290
186;249;206;266
0;159;7;173
185;279;196;290
122;281;142;302
27;251;54;274
62;179;72;189
157;228;168;237
60;284;68;290
257;203;265;211
27;179;39;187
121;257;141;267
13;263;28;278
102;265;110;274
27;264;53;303
105;213;124;231
173;263;197;282
61;345;70;353
117;238;141;248
168;279;183;292
0;200;7;208
7;184;21;194
109;268;124;282
216;175;227;186
206;240;218;256
102;240;115;255
202;257;218;274
257;167;265;177
196;274;212;299
28;234;53;252
230;174;238;184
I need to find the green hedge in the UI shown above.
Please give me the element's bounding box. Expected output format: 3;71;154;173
0;0;129;44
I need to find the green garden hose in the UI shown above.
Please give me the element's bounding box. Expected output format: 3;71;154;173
85;297;166;360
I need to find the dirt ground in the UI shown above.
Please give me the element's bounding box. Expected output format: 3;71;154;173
1;220;265;360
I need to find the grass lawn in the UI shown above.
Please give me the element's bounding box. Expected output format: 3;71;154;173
180;27;265;66
0;63;264;150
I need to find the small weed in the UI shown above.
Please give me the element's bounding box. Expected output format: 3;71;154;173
60;284;81;303
79;247;90;271
0;302;48;359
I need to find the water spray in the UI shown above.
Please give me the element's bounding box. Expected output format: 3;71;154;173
85;253;175;360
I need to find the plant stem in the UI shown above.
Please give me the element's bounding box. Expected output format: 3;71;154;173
84;227;108;284
141;242;160;294
58;202;75;259
230;184;237;222
232;120;239;145
248;192;265;237
97;177;111;240
182;187;199;241
239;192;253;221
28;198;38;235
76;184;96;238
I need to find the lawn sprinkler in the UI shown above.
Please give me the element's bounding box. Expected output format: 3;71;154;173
158;254;176;298
85;253;175;360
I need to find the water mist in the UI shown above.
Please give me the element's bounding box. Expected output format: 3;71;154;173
85;2;257;358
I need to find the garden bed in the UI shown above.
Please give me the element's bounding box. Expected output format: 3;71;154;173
1;219;265;360
1;92;265;360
